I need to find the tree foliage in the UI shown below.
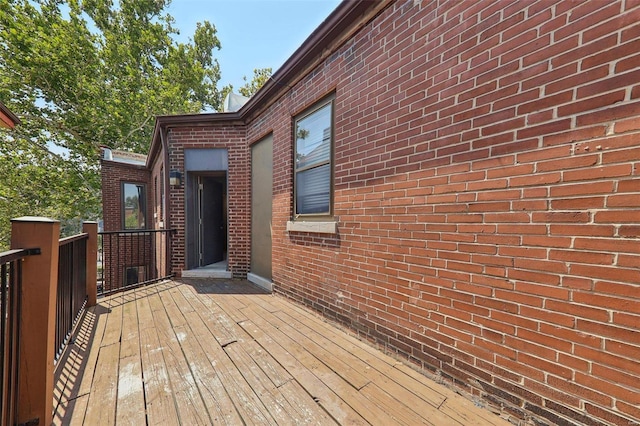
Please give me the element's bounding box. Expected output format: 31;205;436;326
0;0;228;249
239;67;272;98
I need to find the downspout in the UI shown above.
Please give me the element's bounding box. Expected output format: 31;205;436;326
160;126;172;276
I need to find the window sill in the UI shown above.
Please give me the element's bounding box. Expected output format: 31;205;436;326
286;220;337;234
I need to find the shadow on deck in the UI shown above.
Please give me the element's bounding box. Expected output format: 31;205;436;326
53;279;508;425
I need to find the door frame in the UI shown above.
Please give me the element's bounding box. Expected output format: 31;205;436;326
186;171;228;270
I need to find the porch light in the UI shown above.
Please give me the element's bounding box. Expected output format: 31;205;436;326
169;170;182;186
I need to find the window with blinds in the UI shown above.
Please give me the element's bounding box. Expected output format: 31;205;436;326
294;98;333;216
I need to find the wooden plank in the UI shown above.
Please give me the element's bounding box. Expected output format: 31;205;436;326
268;300;453;415
119;292;139;358
237;303;397;425
238;318;358;425
134;283;160;304
147;291;212;424
177;282;239;346
115;293;145;424
236;317;369;425
172;320;244;425
439;396;507;426
159;285;187;329
175;297;277;424
101;293;123;347
75;304;110;395
359;382;441;425
264;294;508;426
53;393;89;426
248;302;371;391
55;303;110;408
116;355;146;425
225;336;340;425
83;343;120;424
201;282;251;324
166;286;246;424
138;326;180;425
224;340;305;425
241;337;292;388
168;285;195;315
268;296;452;404
242;297;445;424
54;347;77;410
276;379;339;426
135;286;155;330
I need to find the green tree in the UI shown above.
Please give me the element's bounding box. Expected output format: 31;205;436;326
0;0;229;249
239;68;272;98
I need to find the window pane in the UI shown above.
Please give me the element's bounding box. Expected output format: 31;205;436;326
123;183;146;229
296;164;330;214
296;103;331;170
125;266;146;286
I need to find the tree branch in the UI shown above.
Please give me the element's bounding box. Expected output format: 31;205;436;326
120;114;154;146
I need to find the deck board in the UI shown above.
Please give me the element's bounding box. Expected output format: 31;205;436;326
268;297;452;408
234;297;422;426
54;279;510;426
83;342;119;424
148;290;213;424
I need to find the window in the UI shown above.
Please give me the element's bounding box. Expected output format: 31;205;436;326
122;183;146;229
160;166;164;220
294;97;333;216
125;266;146;286
154;175;158;220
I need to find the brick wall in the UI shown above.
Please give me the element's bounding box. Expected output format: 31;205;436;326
166;126;249;277
246;1;640;425
100;160;151;232
100;160;153;289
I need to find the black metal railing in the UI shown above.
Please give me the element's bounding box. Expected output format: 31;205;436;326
98;229;173;296
0;247;40;426
56;234;88;361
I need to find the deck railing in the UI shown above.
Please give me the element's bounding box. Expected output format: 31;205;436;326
56;233;89;361
0;247;40;426
2;217;97;426
99;229;173;295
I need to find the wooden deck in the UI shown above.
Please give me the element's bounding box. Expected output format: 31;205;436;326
53;279;509;425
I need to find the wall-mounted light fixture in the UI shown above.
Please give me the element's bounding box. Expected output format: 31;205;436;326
169;170;182;186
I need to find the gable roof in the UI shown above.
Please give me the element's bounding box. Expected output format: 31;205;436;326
0;102;20;129
147;0;392;167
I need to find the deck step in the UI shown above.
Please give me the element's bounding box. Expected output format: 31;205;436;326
181;268;232;278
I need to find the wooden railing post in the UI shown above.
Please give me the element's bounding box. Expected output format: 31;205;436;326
10;216;60;426
83;221;98;307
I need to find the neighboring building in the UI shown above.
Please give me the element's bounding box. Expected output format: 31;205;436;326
102;1;640;425
0;102;20;129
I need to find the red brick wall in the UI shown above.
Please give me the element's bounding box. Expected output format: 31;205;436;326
246;1;640;425
100;160;153;289
100;160;151;232
166;126;248;277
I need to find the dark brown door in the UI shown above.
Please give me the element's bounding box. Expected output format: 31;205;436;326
200;176;225;266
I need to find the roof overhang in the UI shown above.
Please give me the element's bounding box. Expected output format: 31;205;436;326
0;102;20;129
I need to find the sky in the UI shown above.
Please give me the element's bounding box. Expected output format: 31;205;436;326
166;0;342;91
